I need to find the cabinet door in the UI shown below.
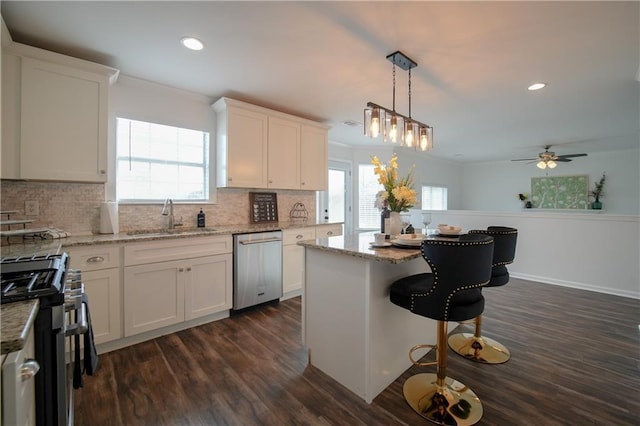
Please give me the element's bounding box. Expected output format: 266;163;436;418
20;57;108;182
267;116;300;189
300;124;328;190
124;260;184;337
283;243;305;294
185;254;232;320
225;106;268;188
82;268;122;344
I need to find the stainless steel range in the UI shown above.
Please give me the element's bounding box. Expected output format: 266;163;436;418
1;253;93;426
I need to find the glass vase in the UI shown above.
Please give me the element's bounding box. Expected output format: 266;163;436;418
388;211;403;237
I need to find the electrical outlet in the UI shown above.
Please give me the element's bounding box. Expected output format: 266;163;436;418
25;200;39;216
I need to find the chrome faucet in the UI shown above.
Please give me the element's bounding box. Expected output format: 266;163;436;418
161;198;175;229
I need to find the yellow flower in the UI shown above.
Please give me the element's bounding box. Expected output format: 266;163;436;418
371;154;416;212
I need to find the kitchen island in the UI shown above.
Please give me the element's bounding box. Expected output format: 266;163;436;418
299;233;436;403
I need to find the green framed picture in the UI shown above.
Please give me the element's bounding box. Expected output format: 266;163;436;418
530;175;589;209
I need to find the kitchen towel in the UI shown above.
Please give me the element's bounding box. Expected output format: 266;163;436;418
99;201;119;234
73;293;99;389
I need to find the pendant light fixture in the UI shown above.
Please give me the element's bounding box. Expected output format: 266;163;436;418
364;51;433;152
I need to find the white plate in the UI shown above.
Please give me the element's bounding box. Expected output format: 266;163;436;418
437;228;462;235
395;234;427;242
390;239;422;247
369;242;392;248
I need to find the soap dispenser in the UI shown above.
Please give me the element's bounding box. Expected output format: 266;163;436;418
197;209;205;228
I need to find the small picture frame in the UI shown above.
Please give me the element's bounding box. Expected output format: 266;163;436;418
249;192;279;223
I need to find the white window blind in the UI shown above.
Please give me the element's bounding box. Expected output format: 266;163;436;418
422;185;448;210
358;164;382;229
116;118;210;202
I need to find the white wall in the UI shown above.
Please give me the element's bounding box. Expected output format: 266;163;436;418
461;149;640;214
424;210;640;299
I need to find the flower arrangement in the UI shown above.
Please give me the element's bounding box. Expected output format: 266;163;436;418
371;154;417;212
590;173;606;201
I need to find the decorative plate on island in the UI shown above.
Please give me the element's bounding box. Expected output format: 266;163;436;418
390;239;423;248
369;242;392;248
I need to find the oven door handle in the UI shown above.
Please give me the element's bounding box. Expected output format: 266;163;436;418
65;303;88;336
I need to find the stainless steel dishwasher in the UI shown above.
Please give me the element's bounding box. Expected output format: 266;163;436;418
233;230;283;311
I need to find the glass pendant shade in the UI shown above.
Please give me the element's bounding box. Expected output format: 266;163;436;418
419;126;433;151
370;107;381;138
537;161;547;169
389;115;399;143
547;160;557;169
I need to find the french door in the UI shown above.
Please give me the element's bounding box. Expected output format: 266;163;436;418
318;160;352;235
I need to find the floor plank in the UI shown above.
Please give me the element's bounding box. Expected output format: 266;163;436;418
74;279;640;425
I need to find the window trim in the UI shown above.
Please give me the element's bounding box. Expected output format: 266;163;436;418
421;184;448;211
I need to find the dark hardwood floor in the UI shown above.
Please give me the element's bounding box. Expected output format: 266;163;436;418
75;278;640;425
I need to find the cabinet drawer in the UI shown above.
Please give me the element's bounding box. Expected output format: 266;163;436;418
316;224;343;238
124;235;232;266
283;228;316;245
67;245;120;271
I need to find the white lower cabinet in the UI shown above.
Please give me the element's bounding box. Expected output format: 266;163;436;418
282;227;316;296
2;326;36;426
123;236;232;337
67;245;122;345
282;225;343;297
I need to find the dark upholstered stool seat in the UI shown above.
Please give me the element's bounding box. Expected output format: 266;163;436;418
448;226;518;364
389;234;494;426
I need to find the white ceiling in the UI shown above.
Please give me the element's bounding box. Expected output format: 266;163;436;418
2;1;639;163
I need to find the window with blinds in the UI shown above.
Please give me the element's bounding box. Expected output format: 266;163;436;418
422;185;448;210
116;117;210;202
358;164;382;229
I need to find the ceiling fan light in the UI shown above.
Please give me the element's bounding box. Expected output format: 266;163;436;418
528;82;546;91
537;161;547;169
547;160;557;169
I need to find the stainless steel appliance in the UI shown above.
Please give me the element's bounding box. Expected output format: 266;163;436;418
1;253;91;426
233;231;283;311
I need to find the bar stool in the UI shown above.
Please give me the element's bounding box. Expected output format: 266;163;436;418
448;226;518;364
389;234;494;426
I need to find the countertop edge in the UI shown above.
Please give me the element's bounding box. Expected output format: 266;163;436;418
1;299;39;354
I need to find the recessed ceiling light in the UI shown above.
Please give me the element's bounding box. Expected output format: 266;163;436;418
181;37;204;51
527;82;546;91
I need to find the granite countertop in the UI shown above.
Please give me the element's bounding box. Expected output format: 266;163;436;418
1;299;39;354
298;232;424;264
1;221;342;258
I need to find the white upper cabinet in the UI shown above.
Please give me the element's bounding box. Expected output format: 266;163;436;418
300;124;329;190
214;102;269;188
1;42;118;182
213;97;329;190
268;116;300;189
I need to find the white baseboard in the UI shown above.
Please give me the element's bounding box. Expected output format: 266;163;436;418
510;272;639;300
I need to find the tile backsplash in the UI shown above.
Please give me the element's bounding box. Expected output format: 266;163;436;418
0;181;317;235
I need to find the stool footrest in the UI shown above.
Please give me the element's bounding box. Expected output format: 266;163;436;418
409;343;437;367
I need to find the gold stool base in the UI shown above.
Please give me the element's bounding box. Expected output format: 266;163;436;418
448;333;510;364
403;373;483;426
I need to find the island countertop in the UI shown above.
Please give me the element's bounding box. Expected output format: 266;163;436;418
297;232;422;264
1;299;39;354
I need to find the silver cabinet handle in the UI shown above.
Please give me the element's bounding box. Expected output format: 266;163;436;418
86;256;105;263
186;267;191;272
296;234;304;239
21;359;40;381
326;231;334;236
179;268;184;272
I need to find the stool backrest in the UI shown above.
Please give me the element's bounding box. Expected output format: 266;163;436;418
420;234;494;319
469;227;518;287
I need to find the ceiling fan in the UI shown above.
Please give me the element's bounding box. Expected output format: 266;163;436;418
511;145;588;169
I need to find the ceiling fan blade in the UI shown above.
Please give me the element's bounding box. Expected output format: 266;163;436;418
555;158;572;162
557;153;588;159
511;158;538;161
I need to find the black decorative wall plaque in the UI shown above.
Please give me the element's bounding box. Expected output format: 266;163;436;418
249;192;279;223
